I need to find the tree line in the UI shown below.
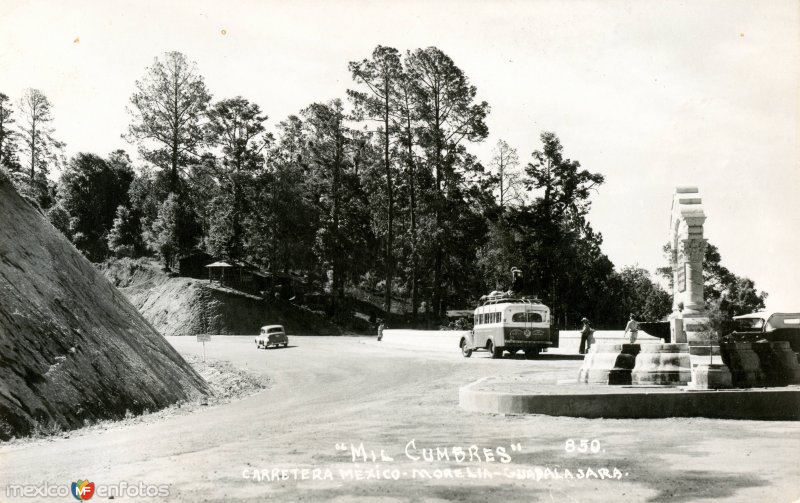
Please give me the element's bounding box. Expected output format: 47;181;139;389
0;46;766;328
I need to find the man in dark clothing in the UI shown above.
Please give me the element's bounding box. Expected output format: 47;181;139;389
579;317;593;354
510;267;524;296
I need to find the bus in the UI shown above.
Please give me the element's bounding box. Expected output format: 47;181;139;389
459;294;559;358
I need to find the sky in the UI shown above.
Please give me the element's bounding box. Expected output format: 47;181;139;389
1;0;798;310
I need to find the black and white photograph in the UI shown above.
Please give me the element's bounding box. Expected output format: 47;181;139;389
1;0;799;501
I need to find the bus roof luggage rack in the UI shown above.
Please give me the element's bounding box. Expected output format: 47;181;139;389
478;292;542;306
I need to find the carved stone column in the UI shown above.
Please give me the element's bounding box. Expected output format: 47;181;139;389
680;238;707;315
667;187;707;344
670;245;681;314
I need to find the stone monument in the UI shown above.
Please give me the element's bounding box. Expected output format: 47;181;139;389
668;186;708;345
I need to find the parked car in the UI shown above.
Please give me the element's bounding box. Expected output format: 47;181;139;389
255;325;288;349
730;312;800;352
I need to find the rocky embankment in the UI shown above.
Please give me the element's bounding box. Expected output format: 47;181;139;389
0;178;209;441
101;259;341;336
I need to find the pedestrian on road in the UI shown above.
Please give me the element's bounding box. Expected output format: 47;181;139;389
579;317;593;354
624;314;639;343
377;320;385;341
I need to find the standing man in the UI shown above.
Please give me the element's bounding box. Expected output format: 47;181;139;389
510;267;524;296
377;319;385;341
624;314;639;343
579;317;593;354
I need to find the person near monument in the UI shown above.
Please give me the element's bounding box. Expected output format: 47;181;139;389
624;314;639;343
377;319;385;341
579;317;593;354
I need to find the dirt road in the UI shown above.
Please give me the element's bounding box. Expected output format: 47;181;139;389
1;336;798;502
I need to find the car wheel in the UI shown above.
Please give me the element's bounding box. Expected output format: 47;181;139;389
489;341;502;359
283;342;288;347
525;348;540;359
461;339;472;358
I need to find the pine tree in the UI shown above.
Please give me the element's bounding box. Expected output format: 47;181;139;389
126;51;211;194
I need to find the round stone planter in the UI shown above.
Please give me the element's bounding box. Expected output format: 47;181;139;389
690;363;733;389
773;341;800;384
631;343;691;386
753;341;800;386
720;342;763;387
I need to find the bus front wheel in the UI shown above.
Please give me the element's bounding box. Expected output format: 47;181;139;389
488;341;503;359
461;339;473;358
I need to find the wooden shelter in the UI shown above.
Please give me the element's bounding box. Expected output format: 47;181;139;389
205;261;234;284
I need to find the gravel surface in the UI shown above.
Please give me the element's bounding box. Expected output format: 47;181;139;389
1;335;798;502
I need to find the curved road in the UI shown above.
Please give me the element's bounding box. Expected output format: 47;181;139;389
1;336;798;502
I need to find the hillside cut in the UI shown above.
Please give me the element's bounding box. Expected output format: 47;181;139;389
102;259;342;337
0;178;208;440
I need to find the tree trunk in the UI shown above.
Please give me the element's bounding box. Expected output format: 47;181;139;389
402;91;419;322
432;92;443;319
330;122;343;315
383;81;393;315
0;121;5;167
171;80;180;193
410;156;418;321
29;119;36;183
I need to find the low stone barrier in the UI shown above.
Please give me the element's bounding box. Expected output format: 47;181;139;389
379;329;468;353
555;330;663;355
380;329;664;355
459;379;800;420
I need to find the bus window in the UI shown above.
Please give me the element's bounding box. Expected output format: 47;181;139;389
512;312;543;323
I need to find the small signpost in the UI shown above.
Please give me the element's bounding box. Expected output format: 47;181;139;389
197;333;211;362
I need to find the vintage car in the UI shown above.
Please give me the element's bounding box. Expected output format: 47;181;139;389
255;325;289;349
730;312;800;352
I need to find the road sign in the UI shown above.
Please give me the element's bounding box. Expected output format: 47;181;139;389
197;334;211;362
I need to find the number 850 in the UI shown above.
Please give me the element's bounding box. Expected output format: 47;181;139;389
565;439;601;453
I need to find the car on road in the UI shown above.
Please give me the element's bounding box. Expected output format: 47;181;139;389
255;325;288;349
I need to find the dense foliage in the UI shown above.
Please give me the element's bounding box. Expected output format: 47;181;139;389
0;47;767;329
657;242;768;318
